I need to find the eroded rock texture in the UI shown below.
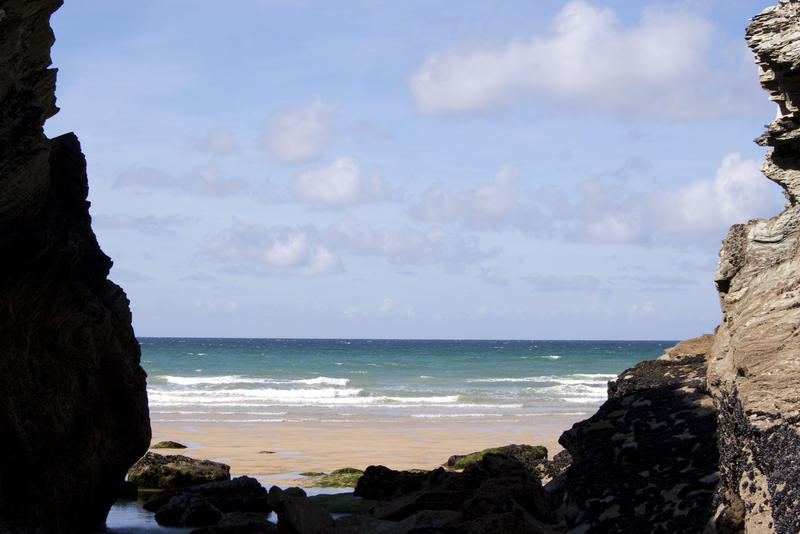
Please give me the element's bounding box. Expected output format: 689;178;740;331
707;2;800;532
0;1;151;532
558;335;719;533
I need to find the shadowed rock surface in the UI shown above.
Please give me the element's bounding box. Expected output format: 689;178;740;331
143;476;269;515
0;1;150;532
142;477;270;529
707;2;800;532
269;486;335;534
558;335;719;533
347;453;554;533
189;512;277;534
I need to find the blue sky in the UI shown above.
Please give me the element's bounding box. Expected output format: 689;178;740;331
45;0;781;339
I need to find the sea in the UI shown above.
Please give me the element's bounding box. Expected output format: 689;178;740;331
109;337;674;533
143;338;675;427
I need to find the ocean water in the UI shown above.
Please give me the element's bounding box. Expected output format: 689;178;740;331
142;338;675;425
110;338;673;532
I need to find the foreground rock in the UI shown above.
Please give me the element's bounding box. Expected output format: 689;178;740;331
558;334;719;532
268;486;335;534
308;493;377;515
190;512;277;534
144;476;270;527
152;440;188;449
129;452;231;489
706;2;800;532
352;453;554;533
153;493;225;527
445;444;548;476
299;467;364;488
0;1;151;532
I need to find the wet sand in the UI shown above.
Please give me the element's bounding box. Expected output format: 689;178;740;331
149;416;579;487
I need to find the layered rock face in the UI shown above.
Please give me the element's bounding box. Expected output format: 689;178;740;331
707;2;800;532
0;1;151;532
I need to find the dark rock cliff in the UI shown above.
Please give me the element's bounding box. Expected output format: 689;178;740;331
557;336;719;533
0;1;151;533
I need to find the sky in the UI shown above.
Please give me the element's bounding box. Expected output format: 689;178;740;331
44;0;782;340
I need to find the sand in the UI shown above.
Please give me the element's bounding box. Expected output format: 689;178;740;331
150;416;580;487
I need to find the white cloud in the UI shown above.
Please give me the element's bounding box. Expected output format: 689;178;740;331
92;213;191;235
409;1;755;118
378;298;393;314
525;274;602;292
203;218;498;276
409;154;782;246
260;96;332;163
341;306;361;320
478;267;509;287
195;129;239;155
574;153;784;244
656;153;780;232
293;157;386;207
114;165;172;189
324;217;498;268
190;162;248;197
204;221;342;276
413;164;542;229
584;213;647;244
628;300;655;320
113;163;249;197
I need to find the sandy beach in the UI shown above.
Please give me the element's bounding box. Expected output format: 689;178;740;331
150;416;577;487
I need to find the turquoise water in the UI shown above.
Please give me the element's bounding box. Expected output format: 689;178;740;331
111;338;672;532
142;338;674;425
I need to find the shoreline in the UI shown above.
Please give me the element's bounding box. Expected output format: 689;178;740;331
149;416;578;487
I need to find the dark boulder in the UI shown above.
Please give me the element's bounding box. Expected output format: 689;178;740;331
152;440;188;449
360;454;551;526
354;465;429;500
0;1;151;532
448;511;550;534
190;512;277;534
307;492;376;514
129;452;231;489
445;444;547;474
144;476;270;514
329;509;462;534
154;493;224;527
557;348;719;533
268;486;334;534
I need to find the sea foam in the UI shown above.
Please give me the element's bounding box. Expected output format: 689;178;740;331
161;375;349;387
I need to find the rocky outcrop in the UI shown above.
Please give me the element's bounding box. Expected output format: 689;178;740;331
129;452;231;489
350;453;554;533
144;476;270;528
445;444;547;473
0;1;151;532
189;512;277;534
152;440;188;449
269;486;336;534
557;335;719;533
706;2;800;533
143;475;269;516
